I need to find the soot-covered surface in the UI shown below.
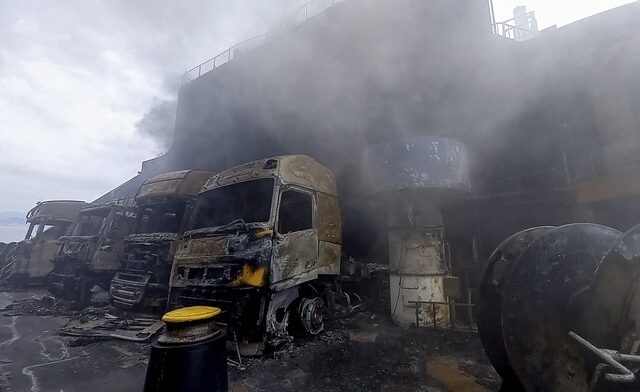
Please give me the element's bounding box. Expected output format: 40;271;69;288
0;290;498;391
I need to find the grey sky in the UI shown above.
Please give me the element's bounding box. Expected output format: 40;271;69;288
0;0;634;240
0;0;305;214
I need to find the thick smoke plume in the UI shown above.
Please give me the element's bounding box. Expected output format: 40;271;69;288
136;99;177;149
133;0;640;259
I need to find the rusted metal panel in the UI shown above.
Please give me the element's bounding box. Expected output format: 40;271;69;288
174;237;227;262
135;170;214;203
4;201;85;282
277;155;338;196
387;226;454;328
202;155;338;197
27;200;87;223
390;274;450;328
318;241;341;276
171;234;272;288
92;209;138;271
207;159;272;188
265;287;299;342
60;317;163;342
271;229;319;287
388;229;447;275
12;232;63;279
23;239;59;278
317;193;341;244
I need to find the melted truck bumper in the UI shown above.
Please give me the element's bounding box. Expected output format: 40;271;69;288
110;272;150;307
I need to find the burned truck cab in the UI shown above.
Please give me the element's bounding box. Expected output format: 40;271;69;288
110;170;213;310
48;203;136;305
1;200;86;284
169;155;341;353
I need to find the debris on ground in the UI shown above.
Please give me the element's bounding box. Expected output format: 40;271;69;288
60;317;163;342
0;294;71;316
233;309;499;392
1;289;498;391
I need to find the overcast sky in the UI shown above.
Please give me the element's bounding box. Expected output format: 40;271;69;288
0;0;635;219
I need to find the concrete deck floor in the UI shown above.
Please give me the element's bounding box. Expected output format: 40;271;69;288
0;290;499;392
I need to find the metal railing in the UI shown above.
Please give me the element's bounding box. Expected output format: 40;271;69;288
492;10;539;41
290;0;343;25
493;21;538;41
182;0;343;84
182;34;268;83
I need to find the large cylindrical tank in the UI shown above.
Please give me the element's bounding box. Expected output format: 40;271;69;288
363;136;470;327
362;135;471;196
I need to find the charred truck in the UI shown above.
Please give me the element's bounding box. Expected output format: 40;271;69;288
169;155;341;353
1;200;86;284
48;203;136;305
110;170;213;310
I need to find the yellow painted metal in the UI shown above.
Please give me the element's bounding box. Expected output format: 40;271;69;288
162;306;221;323
253;228;273;239
231;264;268;287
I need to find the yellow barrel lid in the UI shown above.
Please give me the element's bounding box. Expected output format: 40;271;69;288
162;306;221;323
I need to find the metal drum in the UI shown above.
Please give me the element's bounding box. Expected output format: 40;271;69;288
144;306;228;392
501;224;622;391
477;226;554;390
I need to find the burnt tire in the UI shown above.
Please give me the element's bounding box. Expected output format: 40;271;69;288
299;297;325;336
287;296;326;337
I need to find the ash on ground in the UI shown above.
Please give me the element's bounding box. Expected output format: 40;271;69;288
0;290;498;392
233;310;498;392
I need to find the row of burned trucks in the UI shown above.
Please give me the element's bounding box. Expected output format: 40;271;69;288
2;156;343;352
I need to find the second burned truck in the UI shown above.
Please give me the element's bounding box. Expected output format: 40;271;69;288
168;155;342;353
48;203;137;305
110;170;213;310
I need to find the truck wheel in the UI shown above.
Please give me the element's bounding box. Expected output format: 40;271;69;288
299;297;325;335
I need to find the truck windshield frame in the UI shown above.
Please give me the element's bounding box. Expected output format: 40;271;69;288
189;178;275;231
137;200;187;234
74;213;107;236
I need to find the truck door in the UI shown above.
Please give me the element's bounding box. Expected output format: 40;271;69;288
28;223;68;278
272;188;318;287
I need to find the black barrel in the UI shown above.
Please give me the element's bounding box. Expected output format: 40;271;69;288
144;306;228;392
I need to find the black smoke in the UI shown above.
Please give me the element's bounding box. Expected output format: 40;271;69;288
136;99;177;149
